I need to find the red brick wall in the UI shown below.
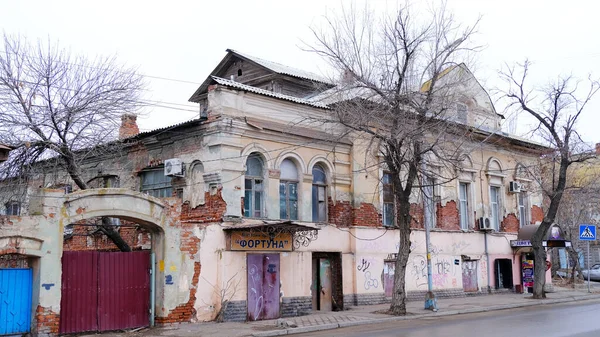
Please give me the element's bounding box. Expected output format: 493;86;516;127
531;205;544;224
327;198;381;227
181;189;227;223
410;203;424;229
436;200;460;230
35;305;59;335
501;213;520;233
63;222;151;252
328;198;353;226
352;203;380;227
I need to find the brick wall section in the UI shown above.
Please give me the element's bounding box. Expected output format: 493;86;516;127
410;203;424;229
328;198;352;226
181;189;227;223
35;305;59;336
352;203;380;227
63;223;151;251
436;200;460;230
156;261;201;324
531;205;544;224
501;213;520;233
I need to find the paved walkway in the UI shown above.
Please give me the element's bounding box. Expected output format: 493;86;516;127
78;286;600;337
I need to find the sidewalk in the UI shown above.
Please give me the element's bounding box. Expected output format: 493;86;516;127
80;287;600;337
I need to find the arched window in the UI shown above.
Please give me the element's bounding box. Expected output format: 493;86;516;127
5;201;20;216
312;164;327;222
244;154;264;218
280;159;299;220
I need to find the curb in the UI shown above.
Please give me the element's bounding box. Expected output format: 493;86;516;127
251;294;600;336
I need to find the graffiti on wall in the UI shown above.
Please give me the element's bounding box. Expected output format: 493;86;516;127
357;258;371;272
409;255;460;289
357;257;379;290
364;271;379;290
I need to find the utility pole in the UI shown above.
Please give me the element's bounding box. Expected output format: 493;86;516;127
423;170;438;311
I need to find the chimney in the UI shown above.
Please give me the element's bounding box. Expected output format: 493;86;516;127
119;114;139;140
596;143;600;155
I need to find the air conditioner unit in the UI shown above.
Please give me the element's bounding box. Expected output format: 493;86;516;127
479;217;493;231
509;181;522;193
164;158;184;177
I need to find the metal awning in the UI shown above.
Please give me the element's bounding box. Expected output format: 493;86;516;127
512;224;571;249
223;220;320;249
517;225;540;241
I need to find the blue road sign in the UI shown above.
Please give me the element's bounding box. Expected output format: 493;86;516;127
579;224;596;241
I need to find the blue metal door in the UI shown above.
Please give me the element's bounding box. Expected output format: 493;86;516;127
0;268;33;335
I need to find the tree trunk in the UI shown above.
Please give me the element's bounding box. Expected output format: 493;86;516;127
390;195;411;315
530;222;550;299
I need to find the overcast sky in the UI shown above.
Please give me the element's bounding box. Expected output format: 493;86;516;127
2;0;600;144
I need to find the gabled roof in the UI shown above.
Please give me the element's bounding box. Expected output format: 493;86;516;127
209;76;329;109
188;49;331;103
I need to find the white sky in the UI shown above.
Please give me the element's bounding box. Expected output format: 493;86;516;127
2;0;600;143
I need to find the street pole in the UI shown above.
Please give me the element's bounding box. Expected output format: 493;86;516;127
422;169;438;311
588;240;591;293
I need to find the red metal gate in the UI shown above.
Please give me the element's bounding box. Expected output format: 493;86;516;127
60;251;150;334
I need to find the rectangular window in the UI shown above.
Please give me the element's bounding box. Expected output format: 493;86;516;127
459;182;469;230
244;178;263;218
279;181;298;220
518;191;529;227
383;172;395;227
140;169;172;198
490;186;500;230
312;185;327;222
456;102;468;124
5;202;20;216
423;176;435;229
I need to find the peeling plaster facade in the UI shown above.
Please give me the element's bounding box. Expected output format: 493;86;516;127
0;50;552;335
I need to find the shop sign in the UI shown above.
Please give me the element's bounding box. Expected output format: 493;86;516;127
522;260;534;288
230;232;293;251
510;240;532;247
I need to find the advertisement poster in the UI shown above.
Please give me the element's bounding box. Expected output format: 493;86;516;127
522;260;534;287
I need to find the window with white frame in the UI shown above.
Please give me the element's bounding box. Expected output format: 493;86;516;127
312;164;328;222
382;172;395;227
490;186;501;230
244;154;264;218
279;159;299;220
140;168;172;198
5;201;20;216
423;176;436;229
518;191;529;227
459;182;470;230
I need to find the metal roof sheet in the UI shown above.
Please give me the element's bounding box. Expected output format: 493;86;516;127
227;49;331;85
210;76;330;109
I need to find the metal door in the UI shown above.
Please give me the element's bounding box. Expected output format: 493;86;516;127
383;261;395;298
319;258;332;311
60;251;150;334
461;260;479;292
247;254;280;321
0;268;32;335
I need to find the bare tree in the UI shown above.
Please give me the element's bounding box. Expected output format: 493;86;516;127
0;34;146;251
500;60;600;298
307;2;480;315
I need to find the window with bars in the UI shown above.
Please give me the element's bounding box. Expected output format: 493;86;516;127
383;172;395;227
312;164;327;222
244;154;264;218
140;168;173;198
279;159;298;220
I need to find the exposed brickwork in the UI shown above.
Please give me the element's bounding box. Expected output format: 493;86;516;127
436;200;460;230
35;305;59;335
531;205;544;224
501;213;520;233
352;203;380;227
181;189;227;223
410;203;424;229
63;221;151;252
119;114;140;140
0;253;29;268
156;261;201;324
328;197;353;226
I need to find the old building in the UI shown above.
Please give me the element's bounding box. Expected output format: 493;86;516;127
0;49;550;335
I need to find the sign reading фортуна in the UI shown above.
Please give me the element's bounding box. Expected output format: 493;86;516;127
230;232;293;251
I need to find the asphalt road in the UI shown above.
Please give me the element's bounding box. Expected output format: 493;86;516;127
295;299;600;337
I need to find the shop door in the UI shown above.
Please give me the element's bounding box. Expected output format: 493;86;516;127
319;258;332;311
247;254;280;321
60;251;150;334
0;268;32;335
461;260;478;292
383;261;395;298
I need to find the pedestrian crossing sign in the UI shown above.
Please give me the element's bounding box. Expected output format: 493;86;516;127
579;225;596;241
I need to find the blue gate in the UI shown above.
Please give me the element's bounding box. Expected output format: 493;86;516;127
0;268;33;335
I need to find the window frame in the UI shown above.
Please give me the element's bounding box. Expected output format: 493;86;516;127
244;154;265;218
140;167;173;198
458;182;470;230
279;159;299;220
5;201;20;216
518;191;529;228
312;164;328;223
489;185;501;231
382;171;395;227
